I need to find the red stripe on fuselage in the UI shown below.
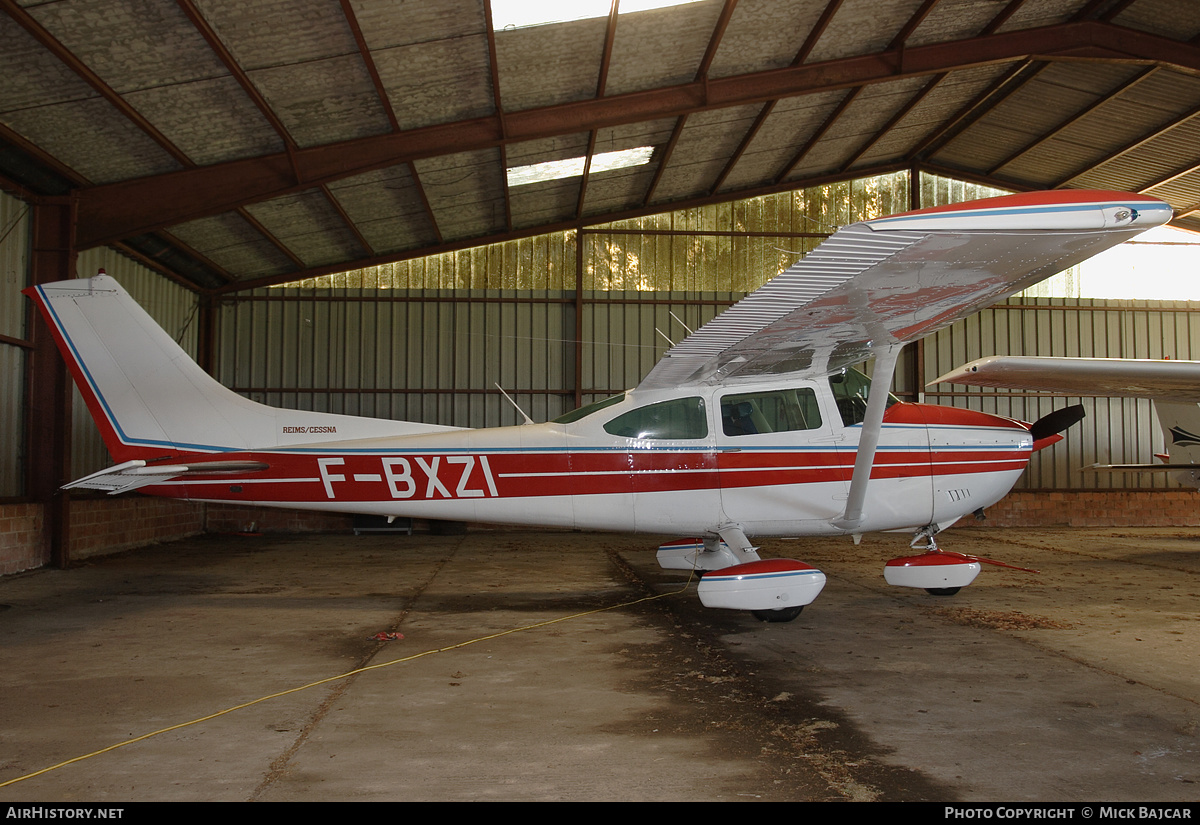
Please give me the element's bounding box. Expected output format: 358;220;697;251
142;444;1030;504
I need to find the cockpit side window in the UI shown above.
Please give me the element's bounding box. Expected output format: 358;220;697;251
603;397;708;440
828;367;898;427
720;388;823;436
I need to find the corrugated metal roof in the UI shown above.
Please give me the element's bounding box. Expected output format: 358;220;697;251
2;0;1199;290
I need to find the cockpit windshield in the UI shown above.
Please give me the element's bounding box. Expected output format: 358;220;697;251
828;367;899;427
551;393;626;424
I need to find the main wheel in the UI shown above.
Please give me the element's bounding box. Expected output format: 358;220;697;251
751;605;804;622
925;587;960;596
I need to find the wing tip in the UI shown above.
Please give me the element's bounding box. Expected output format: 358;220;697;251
866;190;1172;233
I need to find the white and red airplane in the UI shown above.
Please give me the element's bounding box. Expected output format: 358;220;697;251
26;190;1173;621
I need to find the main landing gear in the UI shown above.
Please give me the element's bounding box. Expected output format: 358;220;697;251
657;530;826;623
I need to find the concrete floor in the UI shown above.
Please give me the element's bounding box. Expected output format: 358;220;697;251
0;526;1197;801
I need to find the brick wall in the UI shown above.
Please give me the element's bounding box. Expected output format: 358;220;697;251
965;490;1200;529
0;503;44;576
69;497;206;560
203;503;354;534
0;497;206;574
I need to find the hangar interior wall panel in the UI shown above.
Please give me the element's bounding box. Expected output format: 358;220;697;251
235;174;916;421
285;232;578;291
219;290;577;427
0;190;30;497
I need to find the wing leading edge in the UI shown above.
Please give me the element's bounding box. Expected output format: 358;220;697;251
932;356;1200;403
638;191;1173;391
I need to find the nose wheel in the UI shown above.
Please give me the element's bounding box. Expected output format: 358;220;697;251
924;586;961;596
884;526;981;595
751;605;805;623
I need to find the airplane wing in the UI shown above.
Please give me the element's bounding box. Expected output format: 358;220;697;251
931;356;1200;403
638;191;1173;390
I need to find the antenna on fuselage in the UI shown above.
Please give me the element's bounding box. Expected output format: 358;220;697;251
495;383;535;425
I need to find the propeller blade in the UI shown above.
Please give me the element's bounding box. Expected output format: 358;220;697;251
1029;404;1085;442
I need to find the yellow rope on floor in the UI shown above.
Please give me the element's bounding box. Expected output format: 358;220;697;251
0;574;696;788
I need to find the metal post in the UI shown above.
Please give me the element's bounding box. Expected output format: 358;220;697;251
574;226;584;409
27;196;76;568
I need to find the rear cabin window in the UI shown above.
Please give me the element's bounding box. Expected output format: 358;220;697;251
603;397;708;440
721;388;823;436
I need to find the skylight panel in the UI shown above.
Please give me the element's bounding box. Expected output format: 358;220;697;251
507;147;654;187
493;0;704;31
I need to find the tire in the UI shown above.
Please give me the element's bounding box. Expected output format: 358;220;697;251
925;587;961;596
751;605;804;622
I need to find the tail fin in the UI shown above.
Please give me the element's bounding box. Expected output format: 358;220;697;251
1154;401;1200;465
26;275;455;462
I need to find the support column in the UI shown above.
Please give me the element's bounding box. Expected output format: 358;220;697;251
574;226;584;409
26;196;76;568
196;292;217;377
905;167;925;401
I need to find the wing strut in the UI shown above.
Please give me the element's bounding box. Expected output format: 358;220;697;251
835;344;902;532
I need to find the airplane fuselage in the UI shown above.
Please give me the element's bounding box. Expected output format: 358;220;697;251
139;377;1034;539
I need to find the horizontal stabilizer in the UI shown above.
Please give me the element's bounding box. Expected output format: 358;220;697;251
64;459;269;495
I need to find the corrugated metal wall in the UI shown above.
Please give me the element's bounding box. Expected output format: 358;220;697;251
220;290;576;427
0;190;30;497
221;174;913;424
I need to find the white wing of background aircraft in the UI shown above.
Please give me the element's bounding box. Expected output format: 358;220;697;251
933;355;1200;488
28;191;1172;621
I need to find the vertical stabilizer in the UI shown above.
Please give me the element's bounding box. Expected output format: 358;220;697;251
26;275;456;462
1155;401;1200;465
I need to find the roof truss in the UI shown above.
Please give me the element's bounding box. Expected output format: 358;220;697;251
1;0;1198;293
